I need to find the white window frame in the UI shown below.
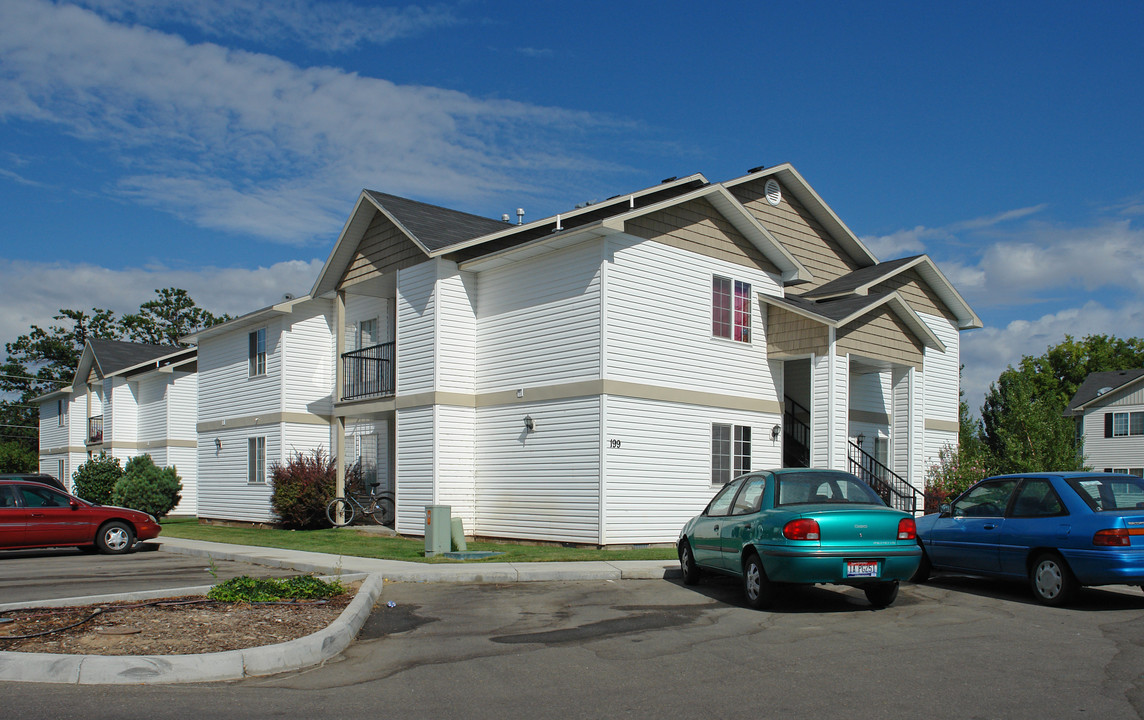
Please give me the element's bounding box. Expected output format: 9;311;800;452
248;436;266;484
712;276;751;343
712;423;752;485
1112;411;1144;437
248;328;267;377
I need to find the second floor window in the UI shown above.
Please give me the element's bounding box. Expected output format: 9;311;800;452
712;276;751;342
57;399;65;427
249;328;266;377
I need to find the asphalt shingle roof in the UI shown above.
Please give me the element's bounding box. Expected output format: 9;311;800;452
88;339;185;376
801;256;922;300
363;191;510;253
1066;368;1144;414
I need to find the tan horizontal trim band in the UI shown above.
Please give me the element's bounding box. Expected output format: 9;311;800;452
197;412;332;434
335;380;783;416
849;409;891;426
38;445;88;455
925;418;959;433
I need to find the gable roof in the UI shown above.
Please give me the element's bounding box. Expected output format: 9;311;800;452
758;290;946;352
73;339;194;389
1065;368;1144;415
800;254;982;330
722;163;879;269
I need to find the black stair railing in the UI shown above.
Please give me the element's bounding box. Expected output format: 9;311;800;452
847;441;923;513
783;396;811;468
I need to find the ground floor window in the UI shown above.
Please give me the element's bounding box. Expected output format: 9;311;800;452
712;423;751;484
1107;467;1144;477
248;437;266;484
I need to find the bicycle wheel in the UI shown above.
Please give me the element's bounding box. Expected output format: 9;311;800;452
368;493;395;526
327;498;355;527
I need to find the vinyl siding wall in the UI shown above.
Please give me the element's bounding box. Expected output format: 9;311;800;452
604;234;781;397
282;302;335;417
602;395;782;544
474;397;601;543
397;261;437;395
395;405;434;533
1083;396;1144;470
921;312;960;471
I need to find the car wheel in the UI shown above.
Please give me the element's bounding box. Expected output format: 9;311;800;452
742;553;775;609
910;545;932;583
1029;553;1076;606
864;580;900;608
96;521;135;555
678;540;701;586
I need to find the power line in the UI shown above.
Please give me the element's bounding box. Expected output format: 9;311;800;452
0;373;68;385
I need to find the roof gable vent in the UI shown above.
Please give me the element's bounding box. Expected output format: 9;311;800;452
765;179;782;206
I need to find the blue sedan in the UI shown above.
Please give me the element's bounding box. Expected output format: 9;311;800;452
913;472;1144;605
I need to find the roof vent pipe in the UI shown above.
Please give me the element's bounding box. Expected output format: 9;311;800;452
553;214;563;232
629;195;635;209
502;213;511;223
516;208;525;225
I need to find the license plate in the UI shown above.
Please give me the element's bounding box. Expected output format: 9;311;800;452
846;561;879;578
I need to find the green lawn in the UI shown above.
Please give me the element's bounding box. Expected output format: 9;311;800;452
159;517;677;563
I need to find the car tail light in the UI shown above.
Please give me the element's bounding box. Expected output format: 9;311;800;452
1093;528;1130;546
783;518;820;541
897;518;917;540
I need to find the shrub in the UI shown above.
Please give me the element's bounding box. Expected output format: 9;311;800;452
72;453;124;505
925;443;992;513
207;575;344;602
270;449;339;529
111;454;183;519
0;440;37;473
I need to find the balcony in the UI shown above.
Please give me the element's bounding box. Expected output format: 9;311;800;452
342;342;395;401
87;415;103;444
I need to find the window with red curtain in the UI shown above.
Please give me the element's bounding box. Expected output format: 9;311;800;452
712;275;750;342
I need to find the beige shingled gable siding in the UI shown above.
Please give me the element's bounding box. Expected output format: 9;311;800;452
624;197;781;275
836;306;924;368
730;179;860;290
339;211;429;289
767;304;829;358
869;268;959;324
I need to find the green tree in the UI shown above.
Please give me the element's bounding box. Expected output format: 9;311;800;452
72;453;125;505
0;440;38;473
119;288;230;346
112;454;183;519
980;334;1144;473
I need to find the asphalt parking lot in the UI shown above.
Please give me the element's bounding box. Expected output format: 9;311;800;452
0;543;290;606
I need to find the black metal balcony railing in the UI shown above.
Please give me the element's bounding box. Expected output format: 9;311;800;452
342;342;395;401
87;415;103;444
848;441;923;513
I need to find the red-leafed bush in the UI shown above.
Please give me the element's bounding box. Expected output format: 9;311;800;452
269;449;338;530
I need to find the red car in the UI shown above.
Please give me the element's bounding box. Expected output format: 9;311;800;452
0;480;161;554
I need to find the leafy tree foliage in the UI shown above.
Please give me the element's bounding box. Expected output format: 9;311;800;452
111;454;183;519
72;453;124;505
0;289;229;457
980;334;1144;474
0;440;38;473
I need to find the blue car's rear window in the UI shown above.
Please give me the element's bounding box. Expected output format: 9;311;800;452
775;471;885;507
1066;475;1144;512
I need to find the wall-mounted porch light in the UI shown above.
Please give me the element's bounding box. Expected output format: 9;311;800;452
214;437;222;451
771;424;781;441
524;415;536;432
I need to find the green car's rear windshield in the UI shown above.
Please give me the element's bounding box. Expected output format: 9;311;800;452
1066;475;1144;512
775;471;885;507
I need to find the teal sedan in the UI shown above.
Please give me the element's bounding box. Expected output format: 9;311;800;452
678;468;921;609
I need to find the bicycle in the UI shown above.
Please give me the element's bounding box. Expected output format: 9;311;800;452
326;484;395;527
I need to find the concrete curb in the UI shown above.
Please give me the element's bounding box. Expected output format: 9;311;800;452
0;573;384;685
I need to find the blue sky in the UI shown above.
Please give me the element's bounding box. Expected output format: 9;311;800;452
1;0;1142;413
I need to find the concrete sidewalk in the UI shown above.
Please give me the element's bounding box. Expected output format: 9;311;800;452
0;537;679;685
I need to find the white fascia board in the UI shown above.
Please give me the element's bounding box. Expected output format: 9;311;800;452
180;294;314;344
113;348;197;380
909;256;983;330
756;291;946;353
722;163;879;268
434;173;710;258
71;343;99;390
457;221;615;272
704;186;810;282
32;387;73;403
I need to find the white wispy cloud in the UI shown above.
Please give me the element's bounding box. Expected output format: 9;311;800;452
860;204;1047;259
0;258;324;355
960;300;1144;415
0;0;632;245
73;0;459;52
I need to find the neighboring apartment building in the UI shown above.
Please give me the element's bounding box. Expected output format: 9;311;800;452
1066;369;1144;476
185;163;980;545
37;339;199;514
